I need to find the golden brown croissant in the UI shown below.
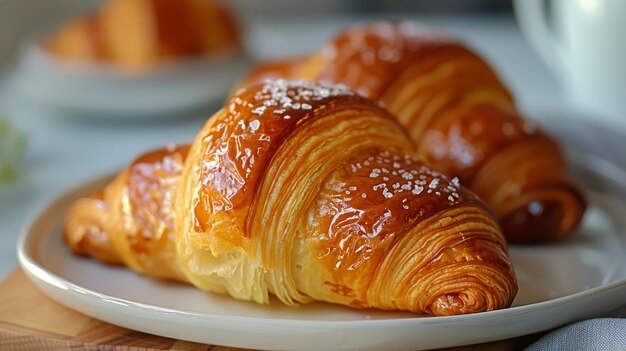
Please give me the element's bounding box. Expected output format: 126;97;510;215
240;21;586;244
65;80;517;316
46;0;240;70
65;145;189;281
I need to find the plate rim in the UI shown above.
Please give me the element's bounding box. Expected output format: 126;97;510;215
21;36;250;80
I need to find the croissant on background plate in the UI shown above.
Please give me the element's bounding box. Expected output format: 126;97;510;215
46;0;240;70
65;80;517;316
241;21;586;244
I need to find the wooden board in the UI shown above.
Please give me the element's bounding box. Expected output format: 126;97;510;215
0;269;536;350
0;270;241;350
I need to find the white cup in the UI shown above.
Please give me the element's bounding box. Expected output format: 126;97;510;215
514;0;626;130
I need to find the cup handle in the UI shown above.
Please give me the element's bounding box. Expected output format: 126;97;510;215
513;0;566;77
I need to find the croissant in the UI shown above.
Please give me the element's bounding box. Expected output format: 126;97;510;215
241;22;586;244
46;0;240;70
65;145;189;281
65;80;517;316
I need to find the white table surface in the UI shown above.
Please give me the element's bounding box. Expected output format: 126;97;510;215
0;14;624;325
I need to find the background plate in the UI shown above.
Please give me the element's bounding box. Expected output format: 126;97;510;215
12;42;250;117
17;152;626;351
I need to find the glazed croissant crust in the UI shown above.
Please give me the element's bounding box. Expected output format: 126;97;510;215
65;145;189;281
65;80;517;316
241;21;586;244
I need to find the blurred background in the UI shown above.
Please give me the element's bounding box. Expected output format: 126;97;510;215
0;0;514;69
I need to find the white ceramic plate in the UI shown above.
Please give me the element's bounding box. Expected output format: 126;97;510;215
17;153;626;351
12;42;250;117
